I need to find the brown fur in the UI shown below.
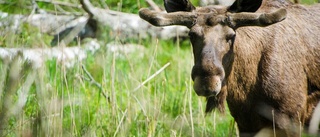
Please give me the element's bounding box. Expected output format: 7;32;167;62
224;2;320;134
139;0;320;136
213;2;320;135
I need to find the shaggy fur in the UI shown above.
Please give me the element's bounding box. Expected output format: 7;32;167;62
224;2;320;134
139;0;320;136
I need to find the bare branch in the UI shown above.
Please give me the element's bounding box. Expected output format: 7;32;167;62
36;0;81;8
79;0;97;17
0;39;100;68
79;0;189;39
54;17;89;46
1;0;190;41
44;10;83;16
99;0;109;9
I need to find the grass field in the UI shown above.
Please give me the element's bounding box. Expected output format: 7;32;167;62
0;37;235;136
0;0;319;136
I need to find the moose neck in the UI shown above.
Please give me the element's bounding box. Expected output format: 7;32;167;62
221;26;273;131
224;27;268;100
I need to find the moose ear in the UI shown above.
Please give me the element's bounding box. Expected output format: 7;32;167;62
228;0;263;13
164;0;195;13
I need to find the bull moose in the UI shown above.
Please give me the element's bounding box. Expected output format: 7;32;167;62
139;0;320;136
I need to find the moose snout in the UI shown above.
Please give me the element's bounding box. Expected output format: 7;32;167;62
193;75;222;97
191;63;225;97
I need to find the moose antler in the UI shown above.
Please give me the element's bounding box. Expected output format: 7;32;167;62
226;8;287;28
139;8;196;27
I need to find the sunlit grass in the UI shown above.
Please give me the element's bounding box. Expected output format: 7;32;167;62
302;0;319;4
0;35;235;136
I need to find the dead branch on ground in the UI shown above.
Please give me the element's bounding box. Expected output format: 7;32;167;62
79;0;189;40
0;39;100;68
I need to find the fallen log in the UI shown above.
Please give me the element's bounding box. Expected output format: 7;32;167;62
0;1;189;45
0;12;83;35
79;0;189;40
0;39;100;68
0;39;147;68
199;0;235;6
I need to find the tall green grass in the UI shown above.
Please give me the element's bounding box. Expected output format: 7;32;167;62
0;36;235;136
0;0;235;136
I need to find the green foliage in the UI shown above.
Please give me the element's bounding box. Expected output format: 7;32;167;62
105;0;151;13
0;0;32;14
36;1;56;11
0;35;235;136
1;23;52;48
18;23;52;48
105;0;200;13
302;0;319;4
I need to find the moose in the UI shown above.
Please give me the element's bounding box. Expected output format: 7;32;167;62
139;0;320;136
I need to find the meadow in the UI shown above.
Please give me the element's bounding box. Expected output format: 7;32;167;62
0;36;235;137
0;0;318;136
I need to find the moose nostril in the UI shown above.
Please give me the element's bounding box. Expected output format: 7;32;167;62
191;65;225;79
193;59;225;77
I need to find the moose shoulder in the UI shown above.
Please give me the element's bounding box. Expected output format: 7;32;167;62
139;0;320;136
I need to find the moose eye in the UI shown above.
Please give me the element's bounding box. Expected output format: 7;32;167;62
226;33;236;44
189;31;202;38
226;33;236;41
188;31;196;37
189;26;203;37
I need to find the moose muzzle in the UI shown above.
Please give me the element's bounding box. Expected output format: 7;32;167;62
193;75;222;97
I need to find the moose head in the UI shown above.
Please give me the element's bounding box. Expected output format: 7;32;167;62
139;0;286;101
